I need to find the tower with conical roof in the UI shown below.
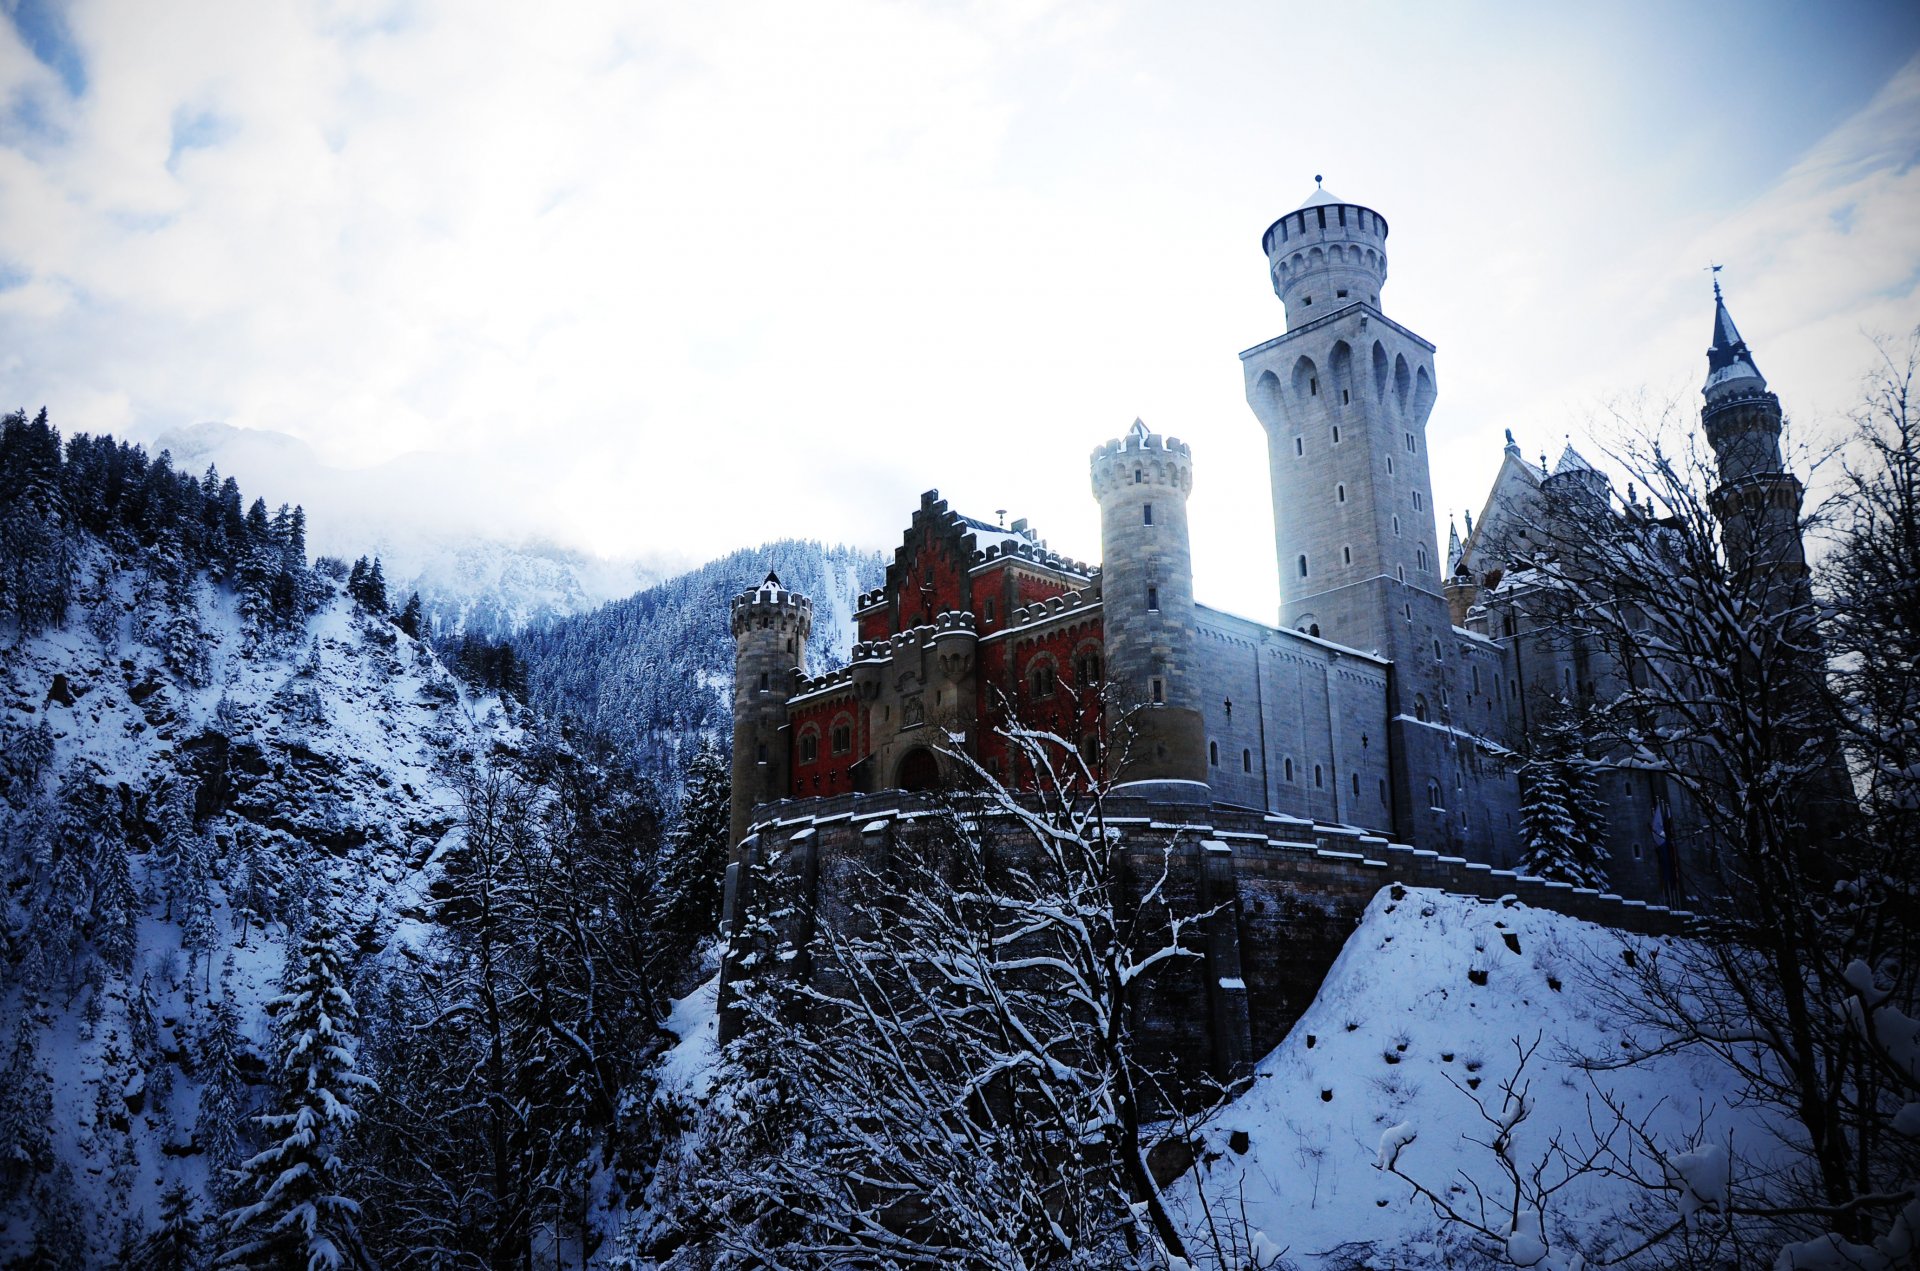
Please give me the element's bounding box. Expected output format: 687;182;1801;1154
1701;279;1811;603
1240;180;1506;851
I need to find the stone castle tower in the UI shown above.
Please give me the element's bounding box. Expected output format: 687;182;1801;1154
728;572;811;852
1702;280;1811;604
1239;181;1506;849
1090;420;1207;791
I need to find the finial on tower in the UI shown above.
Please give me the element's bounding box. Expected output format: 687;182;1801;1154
1314;173;1323;188
1708;262;1723;301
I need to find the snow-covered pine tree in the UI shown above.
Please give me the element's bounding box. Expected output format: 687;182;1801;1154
395;592;424;639
197;972;249;1186
93;830;142;976
220;911;375;1270
654;741;731;976
134;1182;204;1271
0;1022;54;1190
1516;703;1608;889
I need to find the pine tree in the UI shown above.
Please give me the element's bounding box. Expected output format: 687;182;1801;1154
346;556;369;606
220;912;375;1270
0;1023;54;1190
395;592;424;639
95;832;143;974
1516;703;1610;889
364;557;388;613
134;1183;203;1271
655;741;732;970
198;971;248;1184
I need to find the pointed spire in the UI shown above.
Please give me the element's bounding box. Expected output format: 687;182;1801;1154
762;570;782;590
1128;417;1150;441
1447;518;1463;570
1705;273;1767;401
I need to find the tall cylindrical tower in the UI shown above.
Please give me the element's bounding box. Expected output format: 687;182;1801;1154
1090;419;1207;791
1261;179;1391;332
729;572;811;852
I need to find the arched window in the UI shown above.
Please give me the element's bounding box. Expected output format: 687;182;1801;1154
1310;623;1321;637
1427;779;1443;808
1209;741;1219;766
1314;764;1324;788
1352;772;1360;795
1417;547;1428;571
1414;694;1429;722
799;729;819;764
1284;757;1295;782
1029;658;1058;700
1298;554;1309;578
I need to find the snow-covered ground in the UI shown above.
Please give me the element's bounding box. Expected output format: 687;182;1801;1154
1165;888;1774;1268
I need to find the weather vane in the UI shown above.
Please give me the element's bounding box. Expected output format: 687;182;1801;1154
1707;261;1723;299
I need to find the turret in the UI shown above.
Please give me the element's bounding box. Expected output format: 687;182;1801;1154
1089;420;1207;791
1700;279;1808;593
1260;177;1391;331
729;572;812;852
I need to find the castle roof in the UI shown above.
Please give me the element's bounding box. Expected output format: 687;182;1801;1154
1553;443;1596;476
1704;280;1768;401
1295;182;1346;210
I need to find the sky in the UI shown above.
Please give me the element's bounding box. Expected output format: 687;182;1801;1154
3;0;1918;621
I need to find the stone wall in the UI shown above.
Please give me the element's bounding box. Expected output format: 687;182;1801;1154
720;788;1694;1090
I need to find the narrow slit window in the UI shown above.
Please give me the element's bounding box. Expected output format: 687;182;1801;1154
1146;586;1159;611
1295;437;1304;456
1297;554;1309;578
1143;503;1154;526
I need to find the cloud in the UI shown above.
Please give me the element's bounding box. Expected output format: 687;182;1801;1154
1;2;1916;622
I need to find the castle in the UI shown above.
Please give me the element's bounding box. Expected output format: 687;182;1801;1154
714;183;1817;1073
725;182;1811;908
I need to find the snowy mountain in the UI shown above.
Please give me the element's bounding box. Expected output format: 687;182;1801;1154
151;422;668;638
0;544;521;1258
0;413;704;1265
513;540;885;787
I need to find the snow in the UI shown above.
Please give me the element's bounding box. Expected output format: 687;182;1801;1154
1164;888;1769;1267
657;975;720;1100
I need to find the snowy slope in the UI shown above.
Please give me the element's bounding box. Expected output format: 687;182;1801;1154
513;540;883;788
0;543;521;1260
1164;889;1782;1269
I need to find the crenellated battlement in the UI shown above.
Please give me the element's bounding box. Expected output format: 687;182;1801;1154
1090;420;1195;498
730;586;813;639
1008;585;1099;630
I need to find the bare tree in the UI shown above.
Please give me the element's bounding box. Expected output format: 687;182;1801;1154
690;711;1241;1268
1418;343;1919;1264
